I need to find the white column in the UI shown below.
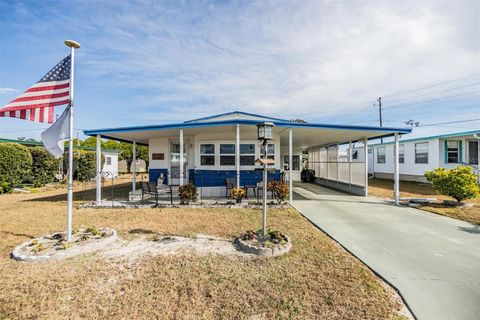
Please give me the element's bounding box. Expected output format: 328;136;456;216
394;133;400;205
364;138;368;197
179;129;184;186
348;141;352;190
288;128;293;204
132;141;136;191
96;134;102;204
236;124;240;188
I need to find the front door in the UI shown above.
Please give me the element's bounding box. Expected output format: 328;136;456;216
169;141;187;185
468;141;479;165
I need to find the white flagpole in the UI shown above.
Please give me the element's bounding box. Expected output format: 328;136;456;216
64;40;80;241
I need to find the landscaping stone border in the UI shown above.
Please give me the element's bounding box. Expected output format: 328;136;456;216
12;229;118;262
235;235;292;257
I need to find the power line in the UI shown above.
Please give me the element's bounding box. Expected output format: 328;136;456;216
385;82;480;104
417;118;480;127
383;74;479;99
384;90;480;109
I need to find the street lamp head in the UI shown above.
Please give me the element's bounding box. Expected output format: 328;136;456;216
64;40;81;49
257;122;274;141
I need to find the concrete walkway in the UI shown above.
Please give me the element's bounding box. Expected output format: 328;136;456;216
292;183;480;320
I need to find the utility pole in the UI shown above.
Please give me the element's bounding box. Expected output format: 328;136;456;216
375;97;383;143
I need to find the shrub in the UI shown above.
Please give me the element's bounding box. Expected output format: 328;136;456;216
64;150;104;182
268;181;289;203
425;166;479;203
230;188;246;200
0;143;32;193
29;147;60;187
178;183;198;204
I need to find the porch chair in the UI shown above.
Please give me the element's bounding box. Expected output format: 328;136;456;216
225;177;237;197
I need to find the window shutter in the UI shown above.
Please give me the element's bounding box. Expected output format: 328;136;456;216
459;141;463;163
444;140;448;163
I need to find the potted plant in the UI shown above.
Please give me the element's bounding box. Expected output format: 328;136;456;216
230;188;246;203
178;183;198;204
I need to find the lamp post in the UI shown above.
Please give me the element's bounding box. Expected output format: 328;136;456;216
257;122;274;239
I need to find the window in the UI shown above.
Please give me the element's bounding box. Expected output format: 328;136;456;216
377;147;386;164
415;142;429;164
240;144;255;166
446;141;460;163
352;150;358;160
399;144;405;164
284;155;300;170
200;144;215;166
260;144;275;160
106;157;112;165
220;144;235;166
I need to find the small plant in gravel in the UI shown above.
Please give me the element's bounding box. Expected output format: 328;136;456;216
85;226;99;236
230;188;246;202
242;227;287;246
32;242;44;253
59;242;71;250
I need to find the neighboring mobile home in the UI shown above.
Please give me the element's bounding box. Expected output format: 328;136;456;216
84;111;411;200
365;130;480;182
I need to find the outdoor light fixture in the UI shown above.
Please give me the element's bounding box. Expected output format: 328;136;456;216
256;122;275;240
257;122;274;141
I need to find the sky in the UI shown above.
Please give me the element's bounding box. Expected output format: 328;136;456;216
0;0;479;141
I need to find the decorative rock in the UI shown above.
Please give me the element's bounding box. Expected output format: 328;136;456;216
235;234;292;257
12;228;117;262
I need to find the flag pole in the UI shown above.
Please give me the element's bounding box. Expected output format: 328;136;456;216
64;40;80;241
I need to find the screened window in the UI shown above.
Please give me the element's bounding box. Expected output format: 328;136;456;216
106;157;112;165
284;155;300;171
220;144;235;166
377;147;386;164
446;141;460;163
415;142;429;164
399;144;405;164
260;144;275;160
200;144;215;166
240;144;255;166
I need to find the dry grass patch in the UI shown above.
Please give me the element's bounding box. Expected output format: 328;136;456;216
369;178;479;225
0;189;407;319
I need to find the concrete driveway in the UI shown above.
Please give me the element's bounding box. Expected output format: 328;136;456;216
292;183;480;320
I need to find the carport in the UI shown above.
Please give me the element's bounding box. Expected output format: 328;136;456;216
83;111;411;204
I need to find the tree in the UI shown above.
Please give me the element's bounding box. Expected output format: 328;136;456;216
425;166;479;203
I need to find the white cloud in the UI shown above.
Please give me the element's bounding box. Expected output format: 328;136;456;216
0;88;19;95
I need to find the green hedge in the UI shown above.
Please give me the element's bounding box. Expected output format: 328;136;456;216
0;143;33;193
28;147;60;187
64;150;104;182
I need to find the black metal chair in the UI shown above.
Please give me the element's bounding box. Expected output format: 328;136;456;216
225;177;236;197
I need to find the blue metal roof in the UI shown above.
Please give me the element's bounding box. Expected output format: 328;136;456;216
84;118;412;138
183;110;291;123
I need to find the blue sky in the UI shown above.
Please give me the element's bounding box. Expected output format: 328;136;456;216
0;0;479;141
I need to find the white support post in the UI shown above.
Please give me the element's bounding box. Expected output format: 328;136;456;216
348;141;352;191
179;129;184;186
394;133;400;205
236;124;240;189
288;128;293;204
336;143;340;186
96;134;102;204
364;138;368;197
132;141;136;191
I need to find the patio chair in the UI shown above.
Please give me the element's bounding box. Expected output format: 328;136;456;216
225;177;236;197
141;182;159;205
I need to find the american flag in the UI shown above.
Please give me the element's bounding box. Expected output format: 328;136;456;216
0;55;71;124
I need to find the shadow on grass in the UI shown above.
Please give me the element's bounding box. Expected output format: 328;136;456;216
24;182;134;203
0;231;36;239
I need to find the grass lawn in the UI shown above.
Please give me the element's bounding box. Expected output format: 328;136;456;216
0;188;407;319
369;178;480;225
